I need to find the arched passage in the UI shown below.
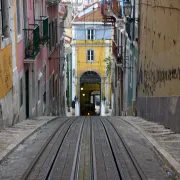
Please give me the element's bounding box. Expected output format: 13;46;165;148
80;71;101;115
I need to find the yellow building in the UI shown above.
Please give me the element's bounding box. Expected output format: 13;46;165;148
0;45;13;99
0;0;17;128
71;2;112;115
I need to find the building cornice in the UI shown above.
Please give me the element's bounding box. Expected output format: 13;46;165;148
72;22;112;25
71;43;111;47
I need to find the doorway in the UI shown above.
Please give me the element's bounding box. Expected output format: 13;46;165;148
80;71;101;116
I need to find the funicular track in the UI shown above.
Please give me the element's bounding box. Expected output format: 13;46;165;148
20;117;82;180
98;117;146;180
21;116;147;180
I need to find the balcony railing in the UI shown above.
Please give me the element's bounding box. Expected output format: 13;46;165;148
46;0;60;4
24;24;40;59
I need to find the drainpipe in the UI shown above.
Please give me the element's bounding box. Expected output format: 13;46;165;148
120;33;124;115
132;0;135;40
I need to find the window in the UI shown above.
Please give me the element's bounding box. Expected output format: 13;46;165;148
130;55;133;88
32;64;35;106
52;74;55;98
43;65;46;91
0;0;9;38
87;29;94;40
35;0;42;20
49;21;56;51
16;0;21;35
38;80;40;101
87;50;94;61
55;19;58;44
55;79;57;97
20;78;23;107
49;23;52;51
52;21;55;48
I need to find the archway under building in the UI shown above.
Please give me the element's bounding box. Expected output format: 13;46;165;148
80;71;101;116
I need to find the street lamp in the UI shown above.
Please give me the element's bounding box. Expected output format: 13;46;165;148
123;0;138;22
123;0;132;18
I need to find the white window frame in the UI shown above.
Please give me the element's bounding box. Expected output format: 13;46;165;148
0;0;11;49
35;0;42;20
87;49;94;62
87;28;95;40
16;0;23;42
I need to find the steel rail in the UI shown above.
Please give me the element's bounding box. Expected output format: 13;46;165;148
46;117;81;180
70;117;86;180
102;117;147;180
90;116;97;180
20;117;77;180
98;117;124;180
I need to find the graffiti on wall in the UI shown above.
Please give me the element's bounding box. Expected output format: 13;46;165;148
139;62;180;95
0;45;13;99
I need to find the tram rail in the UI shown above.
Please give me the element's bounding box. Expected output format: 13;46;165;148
21;117;79;180
20;116;158;180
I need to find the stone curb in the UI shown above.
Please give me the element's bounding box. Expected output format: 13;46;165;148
120;117;180;179
0;116;60;164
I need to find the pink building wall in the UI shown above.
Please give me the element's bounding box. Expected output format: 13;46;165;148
28;0;34;25
47;5;59;77
17;39;25;73
16;0;62;117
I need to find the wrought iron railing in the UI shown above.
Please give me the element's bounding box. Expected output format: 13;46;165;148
24;24;40;59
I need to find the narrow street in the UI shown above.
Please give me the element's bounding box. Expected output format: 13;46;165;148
0;117;174;180
0;0;180;179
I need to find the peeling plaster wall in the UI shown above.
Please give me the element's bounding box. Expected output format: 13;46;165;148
137;0;180;132
138;0;180;96
0;0;19;129
0;90;14;129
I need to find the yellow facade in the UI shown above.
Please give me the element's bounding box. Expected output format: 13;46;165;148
0;45;13;99
76;40;107;98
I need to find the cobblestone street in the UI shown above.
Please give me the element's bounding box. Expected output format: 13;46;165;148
0;116;178;180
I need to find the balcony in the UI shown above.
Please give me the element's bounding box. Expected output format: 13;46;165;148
46;0;60;5
24;24;40;60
